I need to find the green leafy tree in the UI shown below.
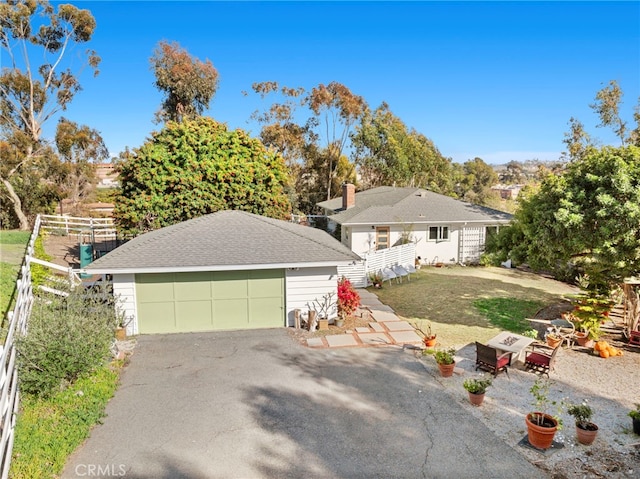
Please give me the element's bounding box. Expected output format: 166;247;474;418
351;102;453;192
490;145;640;289
114;117;291;235
456;157;500;205
0;0;100;229
55;118;108;213
150;40;219;124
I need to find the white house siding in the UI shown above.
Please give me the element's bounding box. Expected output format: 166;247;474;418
285;266;339;327
112;273;138;335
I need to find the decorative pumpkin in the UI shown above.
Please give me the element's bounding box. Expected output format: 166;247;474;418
600;349;610;358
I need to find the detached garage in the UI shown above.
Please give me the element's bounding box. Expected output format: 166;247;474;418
83;210;361;335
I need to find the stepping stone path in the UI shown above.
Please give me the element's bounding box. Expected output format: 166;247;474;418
305;289;424;349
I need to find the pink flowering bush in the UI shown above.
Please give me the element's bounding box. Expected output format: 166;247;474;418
338;277;360;318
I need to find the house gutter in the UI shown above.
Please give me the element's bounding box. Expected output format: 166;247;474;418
82;260;361;276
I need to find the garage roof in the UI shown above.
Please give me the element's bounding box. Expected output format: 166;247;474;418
84;210;361;274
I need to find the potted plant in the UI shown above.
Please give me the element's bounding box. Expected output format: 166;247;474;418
115;314;131;341
629;403;640;435
368;271;383;289
433;347;456;377
417;321;437;348
545;331;562;349
525;377;563;450
567;401;598;445
463;376;492;406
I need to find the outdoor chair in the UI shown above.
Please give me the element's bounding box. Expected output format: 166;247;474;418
392;264;410;282
404;263;417;278
475;342;513;378
381;267;398;285
524;343;559;377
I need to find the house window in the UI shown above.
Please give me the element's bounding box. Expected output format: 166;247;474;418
486;226;498;239
428;226;449;241
376;226;390;250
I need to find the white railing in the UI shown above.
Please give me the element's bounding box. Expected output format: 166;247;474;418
338;243;416;288
40;214;116;238
0;217;40;479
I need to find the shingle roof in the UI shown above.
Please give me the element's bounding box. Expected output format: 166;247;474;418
317;186;512;225
85;210;361;274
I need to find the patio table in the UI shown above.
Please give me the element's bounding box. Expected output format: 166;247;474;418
486;331;536;363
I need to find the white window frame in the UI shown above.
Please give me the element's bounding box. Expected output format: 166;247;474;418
428;226;449;242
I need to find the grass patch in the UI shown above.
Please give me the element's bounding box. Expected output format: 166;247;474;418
10;362;122;479
1;231;30;319
371;266;569;347
473;297;544;333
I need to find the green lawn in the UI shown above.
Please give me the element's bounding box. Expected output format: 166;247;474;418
0;230;30;320
371;266;571;347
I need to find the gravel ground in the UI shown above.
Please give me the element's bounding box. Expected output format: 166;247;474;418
419;339;640;479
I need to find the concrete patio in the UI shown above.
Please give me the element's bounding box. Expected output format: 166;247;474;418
305;289;424;349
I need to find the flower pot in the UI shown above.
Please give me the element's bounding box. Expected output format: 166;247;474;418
468;391;485;406
423;337;437;348
546;336;562;349
525;412;558;450
575;423;598;445
437;362;455;378
575;332;594;348
335;318;345;328
115;327;126;341
633;417;640;435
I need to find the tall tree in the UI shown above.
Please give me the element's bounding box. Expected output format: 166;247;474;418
490;145;640;289
456;157;499;204
563;80;640;161
150;40;219;124
351;102;453;192
114;117;291;236
0;0;99;229
55;118;108;213
308;82;366;200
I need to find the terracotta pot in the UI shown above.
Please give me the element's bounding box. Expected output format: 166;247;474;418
468;391;485;406
423;337;437;348
525;412;558;450
576;423;598;445
575;332;594;348
115;327;126;341
437;362;455;378
546;336;562;348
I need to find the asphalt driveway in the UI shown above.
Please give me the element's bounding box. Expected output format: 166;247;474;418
62;329;546;479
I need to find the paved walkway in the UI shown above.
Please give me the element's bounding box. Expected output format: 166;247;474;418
305;289;424;349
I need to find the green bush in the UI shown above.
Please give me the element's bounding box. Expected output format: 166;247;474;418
16;288;116;397
30;234;52;288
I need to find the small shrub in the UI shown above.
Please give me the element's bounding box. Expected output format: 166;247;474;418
337;277;360;318
433;347;456;365
16;288;117;397
463;377;492;394
30;234;53;288
567;401;594;428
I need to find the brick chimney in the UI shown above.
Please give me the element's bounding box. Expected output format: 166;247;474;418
342;183;355;210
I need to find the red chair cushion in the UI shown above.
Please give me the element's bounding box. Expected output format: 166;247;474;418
526;352;549;366
496;356;510;368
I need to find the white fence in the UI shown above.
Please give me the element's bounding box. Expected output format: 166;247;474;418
40;214;116;238
0;217;40;479
338;243;416;288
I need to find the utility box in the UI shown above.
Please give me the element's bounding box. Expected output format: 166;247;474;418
79;243;93;278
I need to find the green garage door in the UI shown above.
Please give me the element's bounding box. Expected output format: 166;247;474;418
136;270;285;333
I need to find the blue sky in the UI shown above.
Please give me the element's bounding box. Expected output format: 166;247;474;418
55;1;640;164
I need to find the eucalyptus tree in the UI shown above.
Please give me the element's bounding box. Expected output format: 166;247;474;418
150;40;219;124
351;102;453;192
0;0;100;229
